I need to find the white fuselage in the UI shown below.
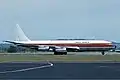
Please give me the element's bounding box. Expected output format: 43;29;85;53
14;40;113;48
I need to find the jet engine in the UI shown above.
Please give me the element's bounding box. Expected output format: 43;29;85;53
66;47;80;52
53;47;67;55
38;45;49;51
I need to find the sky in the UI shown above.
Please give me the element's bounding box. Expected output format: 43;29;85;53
0;0;120;42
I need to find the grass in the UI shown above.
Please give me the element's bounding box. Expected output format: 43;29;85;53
0;53;120;62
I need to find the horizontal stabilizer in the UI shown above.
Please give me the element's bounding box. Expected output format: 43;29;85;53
3;40;21;45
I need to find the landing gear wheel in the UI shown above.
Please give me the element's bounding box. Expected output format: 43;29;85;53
54;52;67;55
101;51;105;55
63;52;67;55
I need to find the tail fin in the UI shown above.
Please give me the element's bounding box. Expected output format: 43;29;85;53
15;24;31;41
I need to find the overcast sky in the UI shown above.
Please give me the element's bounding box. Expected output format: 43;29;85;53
0;0;120;42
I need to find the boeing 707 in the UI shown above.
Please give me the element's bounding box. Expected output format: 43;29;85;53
4;24;116;55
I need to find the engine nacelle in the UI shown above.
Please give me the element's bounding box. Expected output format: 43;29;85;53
66;47;80;50
55;47;67;52
66;47;80;52
38;45;49;51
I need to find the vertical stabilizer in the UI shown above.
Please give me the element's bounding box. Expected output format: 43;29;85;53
15;24;31;41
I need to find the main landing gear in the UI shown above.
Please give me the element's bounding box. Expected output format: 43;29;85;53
54;51;67;55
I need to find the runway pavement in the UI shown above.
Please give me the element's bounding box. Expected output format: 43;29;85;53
1;51;119;55
0;62;120;79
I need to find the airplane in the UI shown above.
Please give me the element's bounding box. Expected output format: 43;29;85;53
4;24;116;55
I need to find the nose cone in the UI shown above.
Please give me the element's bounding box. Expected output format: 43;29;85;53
111;41;118;48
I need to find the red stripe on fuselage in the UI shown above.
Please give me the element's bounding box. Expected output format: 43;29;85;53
25;43;113;47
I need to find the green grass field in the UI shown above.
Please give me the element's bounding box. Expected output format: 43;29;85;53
0;53;120;62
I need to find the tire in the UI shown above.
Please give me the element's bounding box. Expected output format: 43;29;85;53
63;52;67;55
54;51;67;55
101;51;105;55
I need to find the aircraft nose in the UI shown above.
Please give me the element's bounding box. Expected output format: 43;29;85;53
111;42;117;48
113;45;116;48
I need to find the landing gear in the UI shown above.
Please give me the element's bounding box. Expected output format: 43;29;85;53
101;51;105;55
54;51;67;55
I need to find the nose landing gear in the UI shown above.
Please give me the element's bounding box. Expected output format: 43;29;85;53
101;51;105;55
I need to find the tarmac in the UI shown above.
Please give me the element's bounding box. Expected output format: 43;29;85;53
0;61;120;80
2;51;119;55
